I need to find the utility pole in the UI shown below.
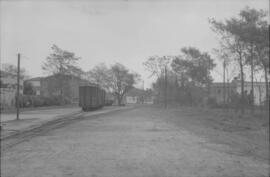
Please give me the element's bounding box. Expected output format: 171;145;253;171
223;59;226;107
165;65;167;109
16;53;21;120
207;58;211;100
250;46;254;114
142;80;144;104
71;74;74;103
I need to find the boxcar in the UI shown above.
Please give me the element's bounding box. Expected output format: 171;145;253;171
79;86;106;111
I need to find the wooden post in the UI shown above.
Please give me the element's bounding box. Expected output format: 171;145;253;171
165;65;167;109
16;53;20;120
223;59;226;107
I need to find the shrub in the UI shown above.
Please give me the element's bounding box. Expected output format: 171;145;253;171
207;97;218;108
17;95;73;108
21;95;32;107
33;96;45;107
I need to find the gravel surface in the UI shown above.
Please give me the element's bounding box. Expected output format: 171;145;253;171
1;106;269;177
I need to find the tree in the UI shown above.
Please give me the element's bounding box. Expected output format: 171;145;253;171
172;47;215;89
171;47;215;106
110;63;140;105
143;56;171;104
143;56;171;78
153;70;179;105
210;16;248;113
87;63;112;91
210;7;269;112
42;45;81;102
238;7;268;112
67;65;85;79
246;9;270;108
1;63;28;79
213;47;237;107
87;63;139;106
42;44;80;75
254;22;269;107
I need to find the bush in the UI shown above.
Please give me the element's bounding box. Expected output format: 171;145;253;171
33;96;45;107
105;100;114;106
207;97;218;108
43;96;60;106
16;95;72;108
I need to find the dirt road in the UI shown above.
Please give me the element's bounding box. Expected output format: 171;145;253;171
1;106;269;177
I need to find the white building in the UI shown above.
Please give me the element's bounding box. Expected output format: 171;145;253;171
233;80;267;106
0;71;24;109
210;79;268;106
126;96;138;104
125;87;154;104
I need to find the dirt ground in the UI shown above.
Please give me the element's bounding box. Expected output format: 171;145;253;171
1;105;269;177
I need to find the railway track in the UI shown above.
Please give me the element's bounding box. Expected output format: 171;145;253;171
1;106;135;152
1;111;84;151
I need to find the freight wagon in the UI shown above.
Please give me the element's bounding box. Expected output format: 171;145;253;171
79;86;106;111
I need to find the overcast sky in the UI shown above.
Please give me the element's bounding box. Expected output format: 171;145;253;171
0;0;268;88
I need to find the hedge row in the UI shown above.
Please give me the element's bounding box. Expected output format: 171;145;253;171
17;95;71;108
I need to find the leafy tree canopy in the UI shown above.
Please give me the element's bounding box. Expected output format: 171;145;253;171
172;47;215;87
42;44;81;75
1;63;28;79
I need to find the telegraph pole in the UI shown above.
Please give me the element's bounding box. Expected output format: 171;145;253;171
142;80;144;104
223;59;226;106
250;46;254;114
207;58;211;100
164;65;168;109
16;53;21;120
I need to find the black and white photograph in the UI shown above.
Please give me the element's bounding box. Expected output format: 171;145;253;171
0;0;269;176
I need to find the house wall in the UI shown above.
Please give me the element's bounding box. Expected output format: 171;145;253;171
40;75;91;102
0;73;23;108
0;88;16;108
209;85;235;104
235;82;266;105
69;78;90;102
126;96;138;104
210;81;267;106
144;96;154;104
30;80;41;87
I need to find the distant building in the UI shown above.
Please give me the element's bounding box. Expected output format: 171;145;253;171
233;80;267;106
125;87;154;104
0;70;24;109
143;89;154;104
43;74;93;102
25;74;94;103
125;88;142;104
209;82;235;105
126;96;138;104
210;79;268;106
24;77;43;95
